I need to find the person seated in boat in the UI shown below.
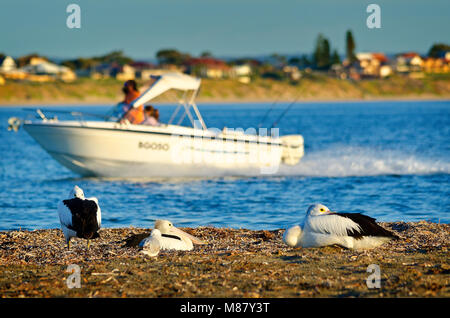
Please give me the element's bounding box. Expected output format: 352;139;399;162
141;105;160;126
110;80;139;118
153;109;160;123
119;80;145;124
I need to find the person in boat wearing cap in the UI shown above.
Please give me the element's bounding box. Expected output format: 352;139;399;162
119;80;145;124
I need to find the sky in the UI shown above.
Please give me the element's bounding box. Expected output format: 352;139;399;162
0;0;449;60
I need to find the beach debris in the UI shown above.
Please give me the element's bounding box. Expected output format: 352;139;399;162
283;203;399;249
57;185;102;250
0;222;449;297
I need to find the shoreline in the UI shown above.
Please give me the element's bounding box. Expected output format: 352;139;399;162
1;75;449;107
1;221;448;297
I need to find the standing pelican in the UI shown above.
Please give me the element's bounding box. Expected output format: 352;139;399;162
283;204;398;249
139;220;205;252
57;185;102;249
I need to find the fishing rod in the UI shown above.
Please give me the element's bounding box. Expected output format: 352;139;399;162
257;91;284;128
22;108;111;120
270;93;302;129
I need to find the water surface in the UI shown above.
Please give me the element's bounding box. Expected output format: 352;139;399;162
0;100;449;230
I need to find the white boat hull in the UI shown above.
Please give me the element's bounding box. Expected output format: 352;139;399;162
23;121;304;178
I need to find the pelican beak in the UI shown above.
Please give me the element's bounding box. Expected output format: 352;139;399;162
171;226;206;245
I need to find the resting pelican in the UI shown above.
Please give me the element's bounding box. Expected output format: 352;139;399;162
283;204;398;249
57;185;102;249
139;220;205;251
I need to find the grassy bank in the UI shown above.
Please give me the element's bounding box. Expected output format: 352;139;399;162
0;221;448;297
1;74;450;106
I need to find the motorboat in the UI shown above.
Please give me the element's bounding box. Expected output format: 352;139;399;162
9;73;304;178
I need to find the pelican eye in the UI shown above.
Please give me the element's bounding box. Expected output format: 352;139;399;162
320;208;324;212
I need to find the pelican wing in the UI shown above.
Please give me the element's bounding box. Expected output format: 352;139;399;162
138;230;186;252
61;198;100;238
87;197;101;228
162;233;183;241
331;213;398;238
304;214;362;237
57;200;74;229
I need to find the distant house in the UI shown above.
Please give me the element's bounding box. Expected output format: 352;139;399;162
329;64;346;79
379;64;393;78
15;55;49;68
355;52;392;78
130;61;157;80
282;65;301;81
0;56;17;73
395;52;423;73
184;58;232;79
21;61;77;82
29;56;49;66
91;62;135;80
90;63;112;79
158;63;185;73
231;64;252;83
422;57;450;74
232;64;251;76
114;64;135;81
131;61;185;80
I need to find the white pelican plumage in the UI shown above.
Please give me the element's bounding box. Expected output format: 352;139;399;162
139;229;161;257
283;204;398;250
139;220;205;252
57;185;102;249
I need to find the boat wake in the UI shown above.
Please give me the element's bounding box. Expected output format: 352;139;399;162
277;145;450;177
50;146;450;181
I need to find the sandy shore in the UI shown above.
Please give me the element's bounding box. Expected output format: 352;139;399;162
1;76;450;107
0;221;448;298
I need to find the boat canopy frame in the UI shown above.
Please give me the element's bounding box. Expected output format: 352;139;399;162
130;73;207;130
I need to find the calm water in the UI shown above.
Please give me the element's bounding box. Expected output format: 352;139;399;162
0;100;449;230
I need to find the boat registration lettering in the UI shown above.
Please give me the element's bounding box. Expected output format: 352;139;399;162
138;141;169;151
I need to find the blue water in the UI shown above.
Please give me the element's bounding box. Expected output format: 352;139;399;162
0;100;449;230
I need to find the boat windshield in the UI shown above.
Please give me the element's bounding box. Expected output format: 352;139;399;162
106;73;206;129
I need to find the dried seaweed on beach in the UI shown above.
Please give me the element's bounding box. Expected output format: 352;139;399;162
0;221;448;298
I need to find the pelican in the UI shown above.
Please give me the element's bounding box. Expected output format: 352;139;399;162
139;220;205;251
283;203;398;249
57;185;102;249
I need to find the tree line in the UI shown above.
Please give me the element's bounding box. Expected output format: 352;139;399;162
3;33;448;72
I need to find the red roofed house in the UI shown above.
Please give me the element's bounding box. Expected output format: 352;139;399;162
356;52;392;78
184;58;232;79
395;52;424;73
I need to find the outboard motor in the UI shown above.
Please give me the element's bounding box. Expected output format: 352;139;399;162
7;117;22;132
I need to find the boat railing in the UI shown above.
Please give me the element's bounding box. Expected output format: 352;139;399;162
25;108;112;123
8;108;114;131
